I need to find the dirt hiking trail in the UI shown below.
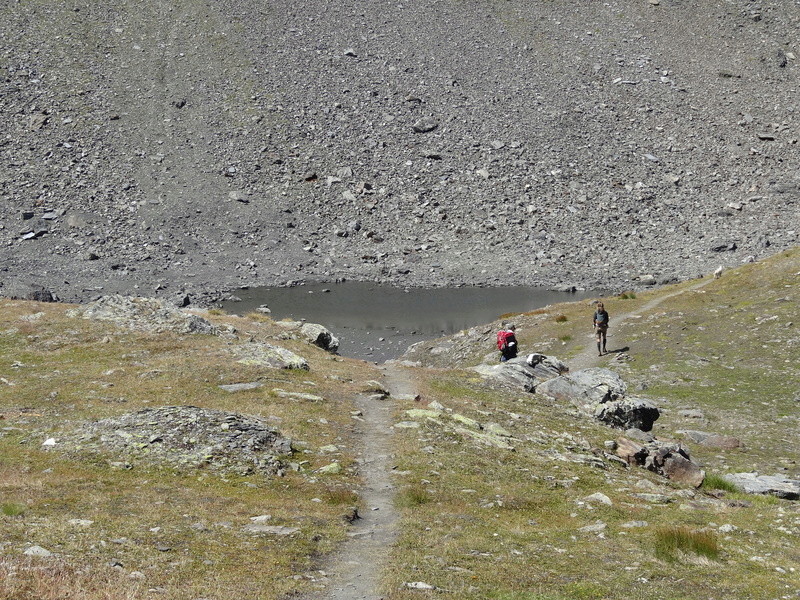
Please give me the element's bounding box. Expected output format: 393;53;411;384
299;363;417;599
568;277;715;372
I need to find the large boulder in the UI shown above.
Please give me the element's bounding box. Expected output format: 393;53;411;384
594;396;660;432
300;323;340;353
537;368;659;432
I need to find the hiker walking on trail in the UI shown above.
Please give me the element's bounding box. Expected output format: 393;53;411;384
593;302;609;356
497;323;519;362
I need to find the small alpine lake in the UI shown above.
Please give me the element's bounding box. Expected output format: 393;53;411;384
220;282;599;363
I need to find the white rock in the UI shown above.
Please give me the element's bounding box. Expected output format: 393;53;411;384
68;519;94;527
404;581;436;590
249;515;272;523
584;492;612;506
24;545;52;557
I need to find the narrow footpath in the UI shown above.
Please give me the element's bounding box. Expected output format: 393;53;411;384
302;363;417;600
568;277;714;372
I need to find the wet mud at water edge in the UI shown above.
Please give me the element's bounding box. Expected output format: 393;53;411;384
220;282;599;363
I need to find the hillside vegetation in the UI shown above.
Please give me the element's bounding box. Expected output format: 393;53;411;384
0;249;798;599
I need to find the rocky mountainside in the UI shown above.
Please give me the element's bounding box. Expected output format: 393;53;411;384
2;0;799;303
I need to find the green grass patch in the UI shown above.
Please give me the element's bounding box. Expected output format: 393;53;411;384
654;526;720;562
701;474;739;494
1;502;27;517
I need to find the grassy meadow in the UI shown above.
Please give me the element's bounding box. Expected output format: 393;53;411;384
1;247;798;599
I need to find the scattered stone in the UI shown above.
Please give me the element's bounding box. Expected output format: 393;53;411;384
243;524;299;535
318;462;342;474
249;515;272;523
404;409;442;420
584;492;612;506
578;521;607;533
272;389;324;402
680;430;742;450
621;521;649;528
412;117;438;133
404;581;436;590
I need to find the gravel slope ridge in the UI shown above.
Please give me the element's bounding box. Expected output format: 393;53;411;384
2;0;798;302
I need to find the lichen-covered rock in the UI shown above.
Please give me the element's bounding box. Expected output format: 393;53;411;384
64;406;292;476
67;295;217;335
234;342;309;370
300;322;340;353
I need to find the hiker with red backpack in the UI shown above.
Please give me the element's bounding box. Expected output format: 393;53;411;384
497;323;519;362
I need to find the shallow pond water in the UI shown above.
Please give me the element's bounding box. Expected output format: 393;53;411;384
221;282;598;363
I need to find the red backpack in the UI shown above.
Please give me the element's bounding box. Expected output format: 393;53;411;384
497;330;512;351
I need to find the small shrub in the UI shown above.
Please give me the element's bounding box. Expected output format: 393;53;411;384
701;474;739;494
558;335;572;342
554;315;568;323
654;526;720;562
618;292;637;300
1;503;27;517
396;485;431;508
208;308;225;316
245;312;271;323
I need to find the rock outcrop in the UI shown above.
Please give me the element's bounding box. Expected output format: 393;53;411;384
615;437;705;488
723;473;800;500
471;354;568;393
537;368;660;432
63;406;292;476
67;295;217;335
